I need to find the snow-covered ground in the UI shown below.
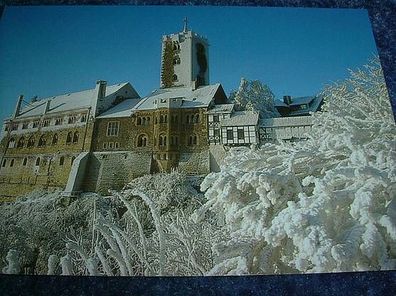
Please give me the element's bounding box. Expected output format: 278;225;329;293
1;57;395;275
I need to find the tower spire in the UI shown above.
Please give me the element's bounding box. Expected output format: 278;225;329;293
183;17;188;33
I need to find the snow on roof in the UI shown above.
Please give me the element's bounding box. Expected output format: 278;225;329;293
135;83;222;111
15;83;130;119
97;98;142;118
221;111;259;127
207;103;234;114
275;96;315;107
275;95;323;116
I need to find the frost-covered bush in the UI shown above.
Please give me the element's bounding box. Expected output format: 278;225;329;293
198;57;396;274
229;78;279;119
63;172;218;276
0;190;116;274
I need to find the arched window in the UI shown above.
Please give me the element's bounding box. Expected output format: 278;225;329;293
59;156;65;166
164;115;168;123
160;115;164;123
8;138;16;148
173;74;178;81
186;115;190;124
137;117;142;125
188;135;198;146
52;134;58;145
17;137;25;148
2;159;6;167
195;114;200;123
142;117;146;125
23;158;28;166
35;157;40;166
137;134;148;147
71;156;76;165
73;131;79;143
66;132;72;144
10;159;14;167
38;135;46;147
27;136;35;148
146;117;150;125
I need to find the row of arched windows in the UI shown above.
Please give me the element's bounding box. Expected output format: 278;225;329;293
186;114;200;124
137;117;150;126
136;134;198;147
8;131;79;149
1;155;76;169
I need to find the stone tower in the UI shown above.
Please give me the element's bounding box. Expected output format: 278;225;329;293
160;18;209;89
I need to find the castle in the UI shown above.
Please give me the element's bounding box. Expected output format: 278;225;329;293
0;21;262;199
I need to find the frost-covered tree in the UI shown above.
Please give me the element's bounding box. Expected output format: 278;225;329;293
229;78;279;119
197;57;396;274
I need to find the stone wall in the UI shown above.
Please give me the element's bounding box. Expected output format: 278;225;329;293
0;123;94;198
209;144;227;172
178;150;210;175
83;151;152;194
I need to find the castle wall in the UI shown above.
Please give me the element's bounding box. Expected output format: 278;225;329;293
178;150;210;175
83;151;152;194
0;122;94;199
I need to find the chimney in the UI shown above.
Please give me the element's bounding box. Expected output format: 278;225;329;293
13;95;24;118
96;80;107;100
283;95;292;105
44;100;51;115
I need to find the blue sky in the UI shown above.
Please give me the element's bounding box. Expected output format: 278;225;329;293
0;6;378;122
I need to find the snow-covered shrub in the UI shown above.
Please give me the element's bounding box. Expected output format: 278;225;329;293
199;57;396;274
64;172;217;276
0;190;116;274
2;249;20;274
229;78;279;119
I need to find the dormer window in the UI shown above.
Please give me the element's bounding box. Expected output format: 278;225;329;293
68;116;77;124
55;118;62;125
81;114;87;122
33;121;40;128
42;119;50;127
22;122;29;129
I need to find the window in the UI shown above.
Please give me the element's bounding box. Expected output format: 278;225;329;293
80;114;87;122
159;134;167;146
103;142;108;149
35;157;40;166
173;74;178;81
38;135;46;147
59;156;65;166
214;129;220;138
52;134;58;145
8;138;16;148
142;117;146;125
66;132;72;144
10;159;14;167
33;121;40;128
23;158;28;166
213;115;219;122
227;130;234;141
115;142;119;149
188;135;198;146
55;118;62;126
68;116;77;124
17;137;25;148
170;136;179;146
186;115;190;124
137;134;148;147
2;159;6;167
42;119;50;127
73;131;79;143
137;117;142;125
194;114;199;123
107;121;119;136
22;122;29;129
109;142;114;149
27;136;35;148
237;129;244;140
11;124;18;131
